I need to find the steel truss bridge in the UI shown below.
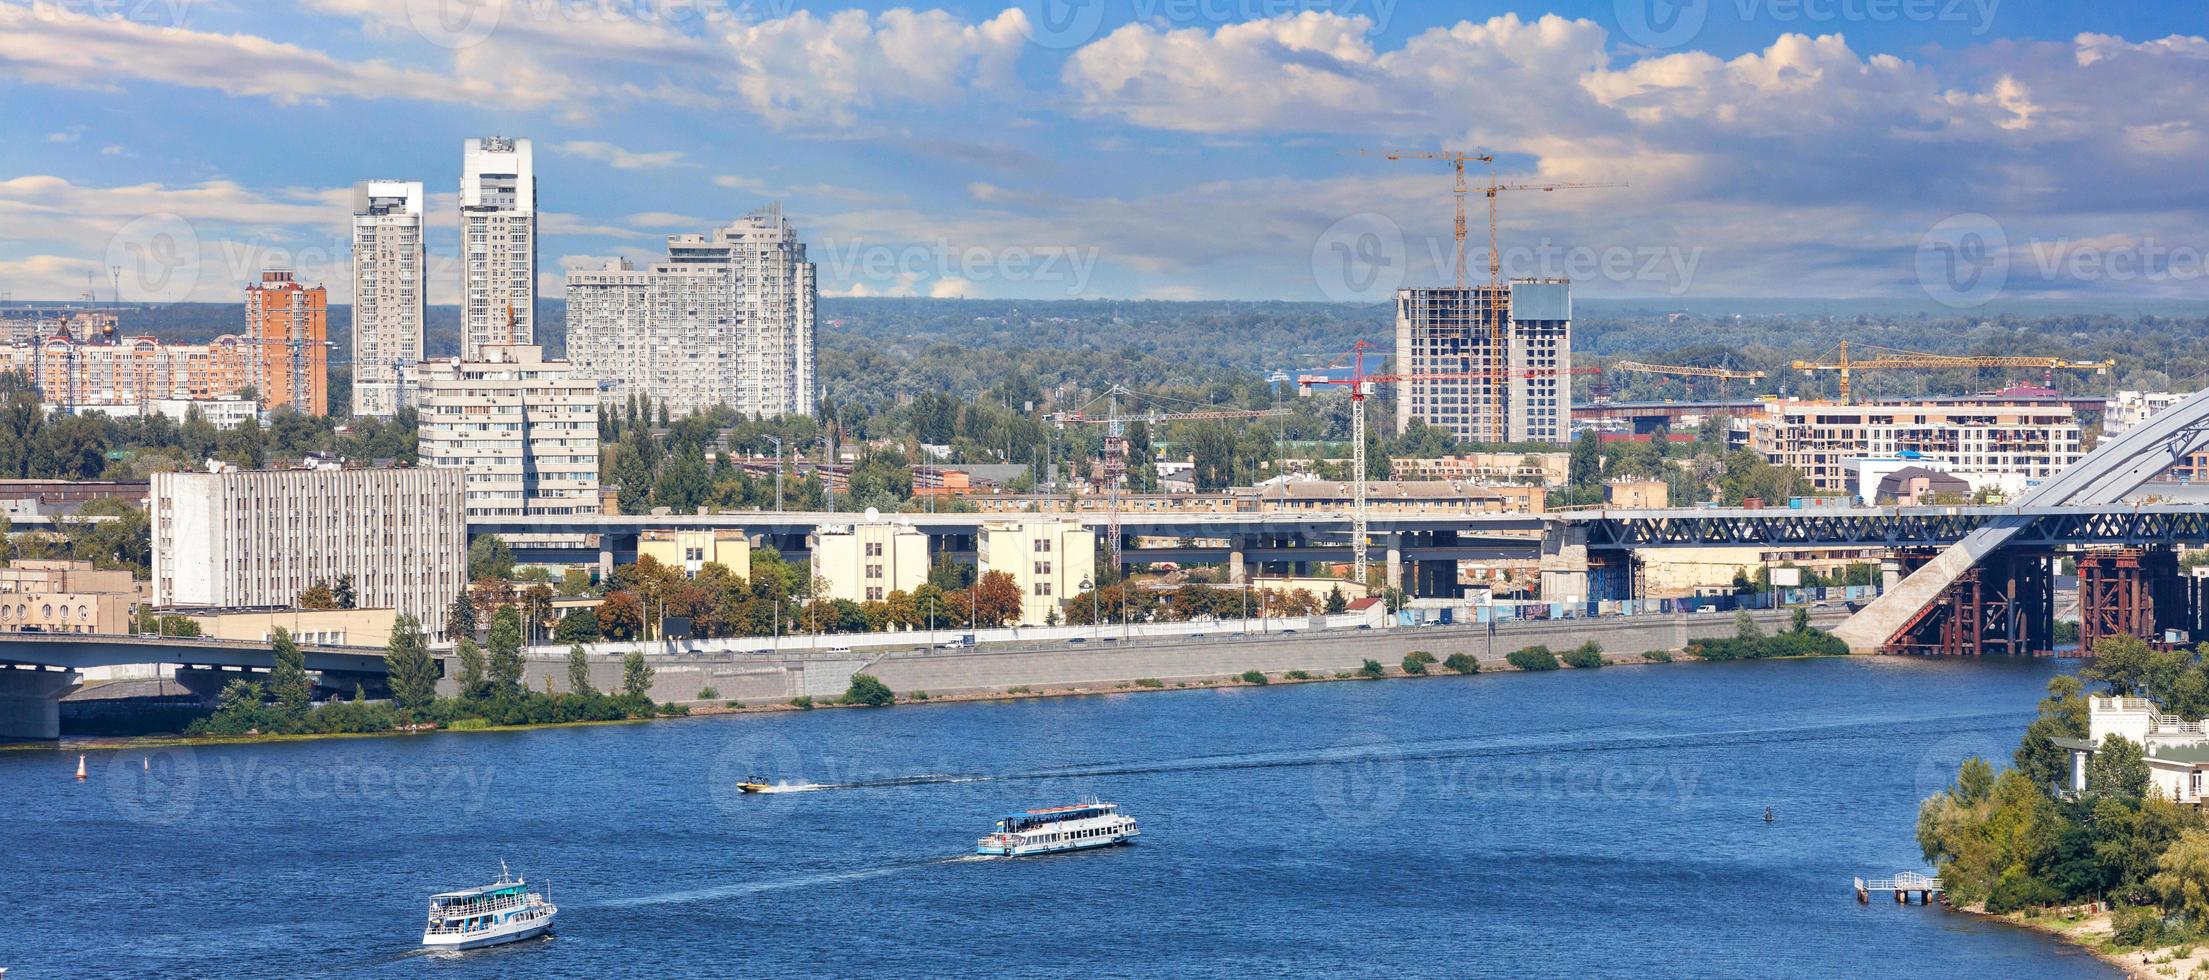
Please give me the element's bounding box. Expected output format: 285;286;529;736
1576;506;2209;551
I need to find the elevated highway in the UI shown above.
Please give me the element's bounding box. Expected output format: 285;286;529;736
0;634;388;741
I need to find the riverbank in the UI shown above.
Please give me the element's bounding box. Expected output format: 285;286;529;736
1961;903;2204;979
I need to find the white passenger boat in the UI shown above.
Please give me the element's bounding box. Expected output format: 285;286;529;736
421;862;557;950
977;802;1139;857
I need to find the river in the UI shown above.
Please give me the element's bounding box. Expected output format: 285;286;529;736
1;656;2118;978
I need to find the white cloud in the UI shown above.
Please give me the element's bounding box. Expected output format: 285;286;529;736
718;8;1029;127
554;140;687;170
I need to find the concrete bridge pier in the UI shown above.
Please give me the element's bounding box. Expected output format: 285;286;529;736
1539;524;1590;604
0;665;81;741
1228;534;1246;585
1386;533;1404;591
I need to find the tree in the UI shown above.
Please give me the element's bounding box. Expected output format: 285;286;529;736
297;580;338;610
2084;634;2160;696
1567;431;1602;487
555;606;603;644
622;649;653;697
267;626;312;718
382;613;438;713
1402;650;1436;675
2152;829;2209;928
1324;585;1348;615
333;573;357;610
467;534;516;581
446;592;477;642
487;607;525;693
970;570;1023;628
2015;675;2090;792
2090;734;2153;800
521;585;555;645
566;644;595;696
599;591;645;641
843;673;894;706
455;637;487;696
1735;609;1763;641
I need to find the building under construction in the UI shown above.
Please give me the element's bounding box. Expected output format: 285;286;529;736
1393;278;1572;445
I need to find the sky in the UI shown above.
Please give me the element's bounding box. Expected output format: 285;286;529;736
0;0;2205;309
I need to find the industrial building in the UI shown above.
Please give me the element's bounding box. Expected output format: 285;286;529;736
350;179;425;417
151;467;467;636
460;136;536;358
416;344;599;519
565;205;817;418
1393;279;1571;445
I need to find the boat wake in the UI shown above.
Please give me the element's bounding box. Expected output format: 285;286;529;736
748;781;830;794
594;855;988;910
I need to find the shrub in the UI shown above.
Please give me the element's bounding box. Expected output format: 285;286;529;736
1333;671;1355;679
1135;678;1165;688
1692;627;1849;662
449;718;491;731
790;695;814;710
1641;650;1674;663
843;674;895;707
1239;670;1269;685
910;691;929;701
2112;905;2179;948
1359;659;1385;679
1985;865;2062;914
1561;642;1604;669
697;686;720;701
1403;651;1437;675
725;700;741;708
1284;670;1313;680
658;701;690;717
1506;646;1561;671
1007;685;1033;695
1443;653;1480;675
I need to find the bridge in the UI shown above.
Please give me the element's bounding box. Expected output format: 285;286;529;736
0;633;389;741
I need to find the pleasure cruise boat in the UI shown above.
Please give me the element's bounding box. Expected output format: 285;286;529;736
421;862;557;950
977;802;1140;857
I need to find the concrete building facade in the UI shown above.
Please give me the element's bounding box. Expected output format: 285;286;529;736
977;518;1096;626
244;269;327;415
151;468;467;636
640;528;750;578
1748;400;2084;492
417;344;599;518
565;205;816;418
1393;279;1571;445
810;519;928;603
460;137;535;358
0;559;143;635
351;179;425;417
0;333;254;415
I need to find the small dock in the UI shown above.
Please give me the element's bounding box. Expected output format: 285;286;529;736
1856;872;1943;905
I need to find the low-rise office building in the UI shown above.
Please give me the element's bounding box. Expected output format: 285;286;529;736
640;528;750;578
977;518;1095;626
0;559;144;635
1747;399;2083;493
810;517;928;603
181;606;399;648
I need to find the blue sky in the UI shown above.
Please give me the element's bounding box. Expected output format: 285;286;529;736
1;0;2205;307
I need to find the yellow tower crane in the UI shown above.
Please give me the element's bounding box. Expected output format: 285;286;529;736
1790;341;2115;403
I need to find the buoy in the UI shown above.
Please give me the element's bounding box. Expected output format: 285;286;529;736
75;755;86;781
1763;807;1774;823
142;757;149;772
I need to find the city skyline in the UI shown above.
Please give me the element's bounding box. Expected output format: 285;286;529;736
0;1;2201;306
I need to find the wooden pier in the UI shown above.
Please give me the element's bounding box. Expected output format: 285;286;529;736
1855;872;1943;905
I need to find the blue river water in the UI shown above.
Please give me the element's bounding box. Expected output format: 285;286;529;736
2;656;2118;978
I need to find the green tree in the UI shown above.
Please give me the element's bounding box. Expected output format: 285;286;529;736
297;580;338;610
2090;734;2153;800
468;534;516;581
1402;650;1436;675
2014;675;2090;792
1324;585;1348;614
566;645;595;696
1566;431;1602;487
446;592;478;642
843;673;895;706
1734;609;1763;641
455;637;487;696
2083;634;2161;696
555;606;603;644
381;613;438;713
333;573;357;610
622;649;654;697
266;626;312;718
2152;829;2209;928
487;607;525;693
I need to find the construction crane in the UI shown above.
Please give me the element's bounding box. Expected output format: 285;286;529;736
1361;149;1621;440
1051;385;1290;570
1610;361;1767;381
1791;340;2115;403
1295;340;1498;588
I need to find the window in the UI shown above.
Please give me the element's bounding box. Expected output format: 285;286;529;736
1033;539;1052;553
1035;582;1052;597
865;542;883;557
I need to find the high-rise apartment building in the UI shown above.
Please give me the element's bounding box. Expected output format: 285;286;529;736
151;468;466;635
351;179;424;417
1393;279;1571;444
244;269;328;415
566;205;817;418
1747;399;2085;491
460;137;535;358
416;344;600;518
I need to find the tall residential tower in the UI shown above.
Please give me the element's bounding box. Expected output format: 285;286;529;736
566;205;817;418
460;137;535;358
350;179;424;417
244;269;328;415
